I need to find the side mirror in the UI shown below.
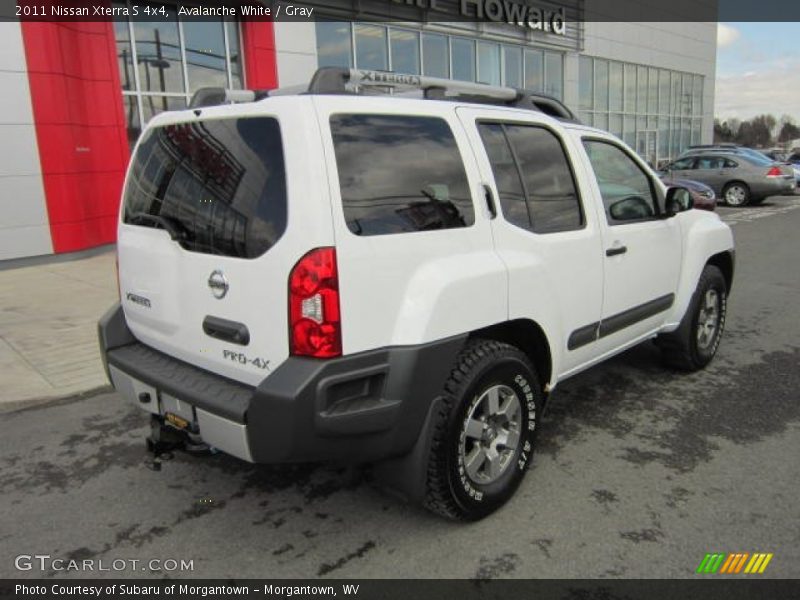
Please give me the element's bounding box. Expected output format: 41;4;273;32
609;196;655;221
664;186;693;217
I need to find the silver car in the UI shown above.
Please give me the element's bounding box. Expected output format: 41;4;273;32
661;152;795;206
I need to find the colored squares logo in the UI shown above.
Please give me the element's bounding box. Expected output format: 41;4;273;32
696;553;773;574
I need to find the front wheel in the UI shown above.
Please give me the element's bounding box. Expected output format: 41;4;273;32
656;265;727;371
722;182;751;206
424;339;541;521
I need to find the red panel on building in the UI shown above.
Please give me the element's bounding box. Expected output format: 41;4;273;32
21;17;129;254
20;9;277;255
241;19;278;90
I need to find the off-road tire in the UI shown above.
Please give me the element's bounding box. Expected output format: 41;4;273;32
423;339;541;521
657;265;727;371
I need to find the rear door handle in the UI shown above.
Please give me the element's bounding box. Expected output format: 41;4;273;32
483;184;497;219
606;245;627;257
203;316;250;345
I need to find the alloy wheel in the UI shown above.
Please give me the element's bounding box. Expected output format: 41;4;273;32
459;384;523;485
697;289;720;350
725;185;747;206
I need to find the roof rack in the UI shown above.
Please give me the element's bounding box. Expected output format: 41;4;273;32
308;67;579;121
688;143;738;149
187;67;579;122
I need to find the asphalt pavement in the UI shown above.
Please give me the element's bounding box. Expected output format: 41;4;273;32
1;197;799;579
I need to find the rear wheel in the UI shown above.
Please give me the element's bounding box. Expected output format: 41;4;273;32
424;339;540;521
722;182;751;206
657;265;727;371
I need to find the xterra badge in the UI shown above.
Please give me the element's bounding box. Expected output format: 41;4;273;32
125;292;151;308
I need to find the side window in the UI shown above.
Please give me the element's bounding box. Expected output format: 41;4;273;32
329;114;474;236
723;158;738;168
476;123;529;229
478;122;583;234
671;157;695;170
696;157;724;170
583;139;659;224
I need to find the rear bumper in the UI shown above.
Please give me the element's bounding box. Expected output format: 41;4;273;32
98;304;465;464
752;177;795;198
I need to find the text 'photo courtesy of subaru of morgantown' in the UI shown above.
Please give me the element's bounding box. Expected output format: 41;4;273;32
99;68;735;521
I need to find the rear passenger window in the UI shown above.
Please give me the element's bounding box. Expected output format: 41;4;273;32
476;123;529;230
478;122;583;234
329;114;474;236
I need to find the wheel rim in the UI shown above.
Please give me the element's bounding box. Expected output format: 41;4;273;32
725;185;746;206
459;384;522;485
697;289;720;350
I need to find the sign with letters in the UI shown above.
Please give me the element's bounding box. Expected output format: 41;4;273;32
391;0;567;34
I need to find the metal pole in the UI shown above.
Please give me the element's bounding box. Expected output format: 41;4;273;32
155;29;167;110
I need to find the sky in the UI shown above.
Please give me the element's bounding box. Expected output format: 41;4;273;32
715;22;800;123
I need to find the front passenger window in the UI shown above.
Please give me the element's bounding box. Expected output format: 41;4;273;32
583;140;659;224
696;157;725;170
670;157;695;170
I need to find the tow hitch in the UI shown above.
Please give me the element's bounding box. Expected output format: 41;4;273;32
145;415;213;471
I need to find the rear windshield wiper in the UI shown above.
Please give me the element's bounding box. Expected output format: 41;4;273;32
127;212;187;241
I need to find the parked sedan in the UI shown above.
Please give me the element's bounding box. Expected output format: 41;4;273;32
659;152;795;206
660;176;716;211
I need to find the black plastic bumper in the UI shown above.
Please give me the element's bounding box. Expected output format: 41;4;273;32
99;303;466;464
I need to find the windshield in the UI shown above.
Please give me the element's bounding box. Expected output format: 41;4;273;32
737;149;773;165
122;117;287;259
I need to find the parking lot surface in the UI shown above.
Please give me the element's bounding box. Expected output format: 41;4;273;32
2;197;799;579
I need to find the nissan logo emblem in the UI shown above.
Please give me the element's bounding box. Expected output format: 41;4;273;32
208;270;229;299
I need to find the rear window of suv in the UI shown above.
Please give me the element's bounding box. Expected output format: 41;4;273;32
329;114;474;236
122;117;287;259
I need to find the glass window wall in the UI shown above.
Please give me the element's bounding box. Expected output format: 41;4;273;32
316;22;564;99
579;56;705;164
113;1;244;147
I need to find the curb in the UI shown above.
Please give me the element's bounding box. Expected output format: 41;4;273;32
0;385;114;415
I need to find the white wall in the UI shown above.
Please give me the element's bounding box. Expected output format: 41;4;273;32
0;21;52;261
273;21;318;88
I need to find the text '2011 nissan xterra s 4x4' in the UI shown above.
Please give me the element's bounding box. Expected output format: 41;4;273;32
99;68;734;521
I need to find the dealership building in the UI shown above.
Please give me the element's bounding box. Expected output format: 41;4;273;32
0;0;716;261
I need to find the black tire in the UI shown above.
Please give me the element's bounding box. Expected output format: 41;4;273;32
424;339;541;521
722;182;751;207
656;265;727;371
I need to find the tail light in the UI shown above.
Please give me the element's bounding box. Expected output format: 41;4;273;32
766;166;783;177
289;247;341;358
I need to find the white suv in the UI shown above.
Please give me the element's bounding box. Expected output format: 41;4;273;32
99;68;734;521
